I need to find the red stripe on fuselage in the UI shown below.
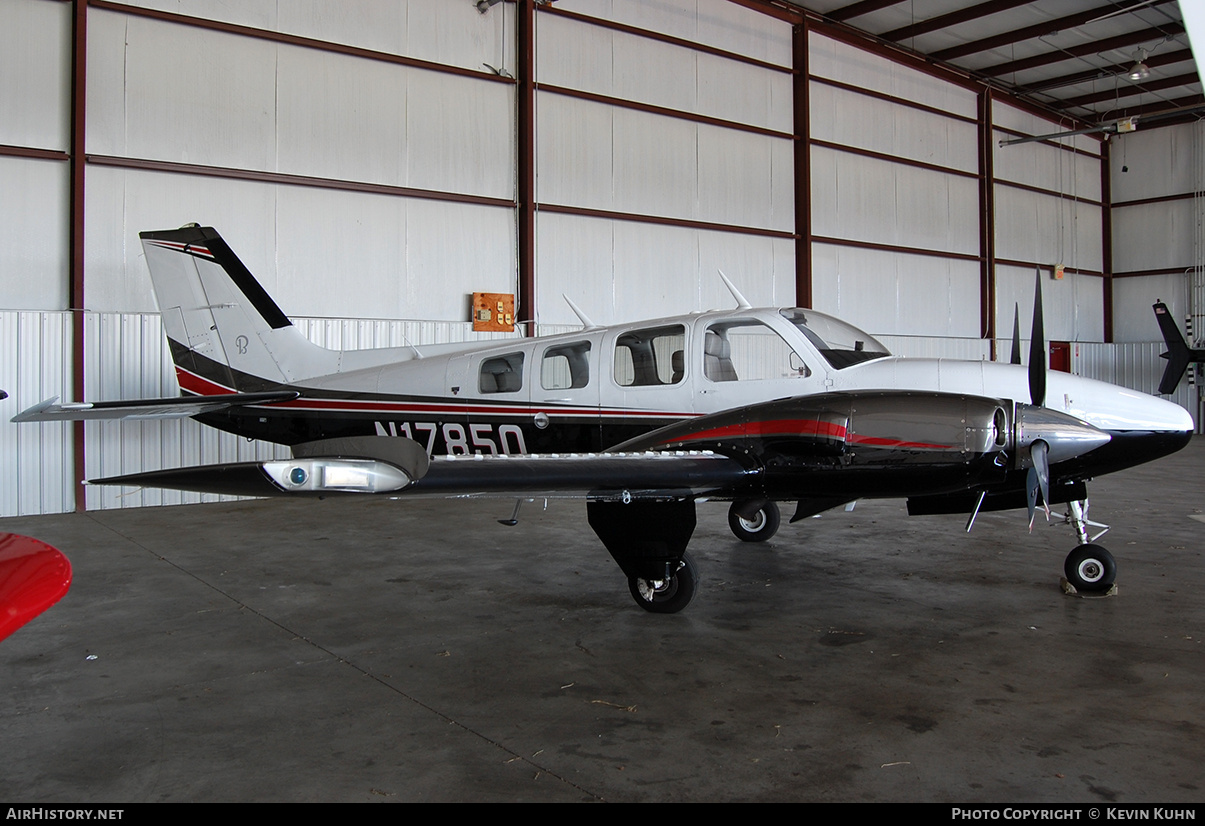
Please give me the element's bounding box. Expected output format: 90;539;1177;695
663;418;954;450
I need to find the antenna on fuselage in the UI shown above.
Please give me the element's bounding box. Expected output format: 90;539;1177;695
563;295;600;329
718;270;752;309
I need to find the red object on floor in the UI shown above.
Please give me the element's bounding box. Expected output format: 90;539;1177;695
0;533;72;642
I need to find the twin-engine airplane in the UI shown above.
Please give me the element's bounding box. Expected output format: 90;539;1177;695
15;226;1194;612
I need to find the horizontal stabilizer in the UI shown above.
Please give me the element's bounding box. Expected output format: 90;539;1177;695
11;391;299;423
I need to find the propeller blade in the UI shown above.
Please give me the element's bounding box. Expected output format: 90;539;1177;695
1010;304;1022;365
1026;466;1039;531
1032;439;1051;518
1028;270;1046;407
1024;441;1051;531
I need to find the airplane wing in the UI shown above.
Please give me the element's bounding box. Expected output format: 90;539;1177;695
11;391;300;422
0;534;72;643
88;448;753;502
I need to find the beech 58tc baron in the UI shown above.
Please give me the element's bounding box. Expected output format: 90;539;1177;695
16;226;1194;613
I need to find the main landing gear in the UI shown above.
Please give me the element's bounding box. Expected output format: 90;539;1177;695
627;553;698;614
587;498;700;614
1060;499;1116;594
727;500;781;542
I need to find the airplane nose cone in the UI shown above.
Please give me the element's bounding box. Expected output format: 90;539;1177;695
1015;404;1111;466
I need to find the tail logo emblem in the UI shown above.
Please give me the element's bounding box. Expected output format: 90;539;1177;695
235;335;248;355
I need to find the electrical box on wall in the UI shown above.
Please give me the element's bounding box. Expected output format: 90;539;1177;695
472;292;515;332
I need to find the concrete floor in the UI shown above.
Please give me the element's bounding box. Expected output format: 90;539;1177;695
1;439;1203;803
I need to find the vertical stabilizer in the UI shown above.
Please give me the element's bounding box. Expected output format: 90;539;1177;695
140;226;340;394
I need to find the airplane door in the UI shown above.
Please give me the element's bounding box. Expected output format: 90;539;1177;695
528;338;602;452
603;323;693;448
694;317;817;414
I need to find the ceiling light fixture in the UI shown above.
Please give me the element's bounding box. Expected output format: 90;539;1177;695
1127;48;1151;81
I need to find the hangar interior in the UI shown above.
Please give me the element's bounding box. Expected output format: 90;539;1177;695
1;0;1203;518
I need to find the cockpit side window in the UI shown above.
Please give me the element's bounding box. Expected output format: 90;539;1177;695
479;353;525;394
614;325;685;387
704;320;809;382
779;309;890;370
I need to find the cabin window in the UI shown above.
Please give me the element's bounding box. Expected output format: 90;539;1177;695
541;342;592;390
704;321;808;382
613;325;685;387
479;353;525;394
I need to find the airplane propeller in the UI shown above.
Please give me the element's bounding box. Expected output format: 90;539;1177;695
1013;269;1092;530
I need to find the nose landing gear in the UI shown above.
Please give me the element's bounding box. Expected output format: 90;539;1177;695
1061;500;1116;594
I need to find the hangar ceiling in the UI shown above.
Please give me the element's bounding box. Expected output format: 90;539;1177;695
785;0;1201;126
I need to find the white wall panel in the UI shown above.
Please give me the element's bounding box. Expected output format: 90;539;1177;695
114;0;278;30
116;0;511;76
539;96;789;229
1111;124;1204;202
697;127;791;230
554;0;791;67
0;311;73;517
534;212;793;327
994;186;1102;273
992;103;1101;157
277;49;513;198
402;71;514;198
540;2;789;131
811;146;979;254
1112;201;1196;275
994;264;1104;343
275;47;408;186
397;199;517;322
88;9;512;199
698;52;791;134
0;0;70;150
83;167;516;320
612;108;698;218
809;33;977;120
993;135;1101;202
810;243;981;338
536;94;616;209
0;156;69;311
810;82;978;173
536;12;615;92
89;12;278;168
1112;274;1191;343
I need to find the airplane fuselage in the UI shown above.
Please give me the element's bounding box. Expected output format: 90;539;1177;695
177;304;1193;495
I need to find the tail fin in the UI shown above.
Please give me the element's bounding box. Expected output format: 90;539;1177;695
140;226;340;394
1153;302;1191;395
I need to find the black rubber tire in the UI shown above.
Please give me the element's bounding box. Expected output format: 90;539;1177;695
1064;544;1117;593
628;553;698;614
728;500;781;543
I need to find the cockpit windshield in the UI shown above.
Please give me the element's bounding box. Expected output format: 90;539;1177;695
779;308;890;369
